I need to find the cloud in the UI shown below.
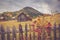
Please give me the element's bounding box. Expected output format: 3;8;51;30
0;0;60;14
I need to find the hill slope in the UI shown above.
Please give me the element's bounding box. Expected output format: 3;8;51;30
15;7;43;18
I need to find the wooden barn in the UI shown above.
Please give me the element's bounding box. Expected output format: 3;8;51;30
17;12;32;22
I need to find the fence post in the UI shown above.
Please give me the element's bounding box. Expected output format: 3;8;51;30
0;25;5;40
46;27;52;40
37;26;41;40
32;25;35;40
29;24;32;40
41;27;45;40
19;24;23;40
6;26;11;40
58;24;60;40
53;23;56;40
0;25;1;40
25;24;28;40
12;26;16;40
45;22;52;40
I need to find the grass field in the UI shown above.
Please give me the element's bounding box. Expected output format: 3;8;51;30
0;18;60;40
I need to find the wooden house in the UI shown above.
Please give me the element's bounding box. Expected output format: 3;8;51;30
17;12;32;22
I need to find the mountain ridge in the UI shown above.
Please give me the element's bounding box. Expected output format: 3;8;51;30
0;7;44;18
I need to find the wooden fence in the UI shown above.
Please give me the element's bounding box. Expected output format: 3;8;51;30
0;23;60;40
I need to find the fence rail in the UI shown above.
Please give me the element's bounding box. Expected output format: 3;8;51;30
0;23;60;40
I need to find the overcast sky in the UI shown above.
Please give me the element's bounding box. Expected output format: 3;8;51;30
0;0;60;14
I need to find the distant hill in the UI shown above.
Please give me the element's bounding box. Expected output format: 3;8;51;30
15;7;43;18
0;7;44;18
0;7;60;21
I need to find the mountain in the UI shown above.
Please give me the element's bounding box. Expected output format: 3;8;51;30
0;7;60;22
0;7;44;18
16;7;43;18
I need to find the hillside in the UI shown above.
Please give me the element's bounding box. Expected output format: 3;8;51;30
0;7;43;18
0;7;60;24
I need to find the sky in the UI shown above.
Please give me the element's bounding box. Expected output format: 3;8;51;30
0;0;60;14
